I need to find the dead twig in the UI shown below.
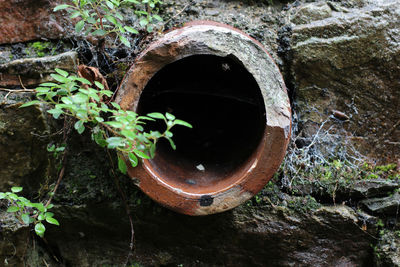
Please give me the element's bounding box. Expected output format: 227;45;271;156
0;88;35;92
18;75;27;90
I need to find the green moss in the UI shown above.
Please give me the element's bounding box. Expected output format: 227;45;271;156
27;41;53;57
287;195;321;213
23;41;71;58
360;162;399;180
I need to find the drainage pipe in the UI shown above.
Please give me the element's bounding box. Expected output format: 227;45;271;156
116;21;291;215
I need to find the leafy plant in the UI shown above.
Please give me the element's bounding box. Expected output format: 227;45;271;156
20;68;191;174
47;143;66;159
0;187;59;237
376;219;385;228
54;0;163;47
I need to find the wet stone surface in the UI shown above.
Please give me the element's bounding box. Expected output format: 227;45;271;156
0;0;399;266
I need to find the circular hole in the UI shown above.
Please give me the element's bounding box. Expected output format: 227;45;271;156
137;55;266;191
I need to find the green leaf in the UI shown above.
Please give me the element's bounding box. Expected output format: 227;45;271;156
124;26;139;34
106;0;114;9
95;116;104;123
39;82;59;87
92;131;107;147
17;196;30;204
135;10;148;16
174;119;193;128
53;4;71;11
165;131;173;138
55;68;69;77
119;35;131;48
165;112;175;120
166;137;176;150
75;20;85;33
140;18;149;27
149;131;161;139
120;130;136;140
128;152;138;168
104;121;123;128
111;102;121;110
20;100;40;108
87;16;97;24
45;212;54;218
47;108;63;119
73;77;91;84
101;90;113;97
74;120;85;134
7;206;19;213
105;15;117;25
94;81;104;89
11;187;23;193
153;14;163;21
150;143;156;158
124;0;140;3
114;12;124;21
71;93;89;103
146;25;154;33
133;149;150;159
137;116;154;122
35;223;46;237
106;137;125;149
33;203;45;212
50;73;70;83
118;156;127;174
135;125;143;131
8;193;18;201
21;213;30;225
56;89;69;96
46;217;60;226
147;112;165;120
0;192;5;199
38;213;45;221
61;97;73;105
70;11;81;19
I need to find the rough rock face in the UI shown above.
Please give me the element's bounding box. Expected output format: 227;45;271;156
0;51;78;88
376;229;400;267
0;51;77;192
288;0;400;163
44;193;376;266
361;192;400;215
0;92;52;193
0;0;398;266
7;137;375;267
0;0;66;44
0;212;29;265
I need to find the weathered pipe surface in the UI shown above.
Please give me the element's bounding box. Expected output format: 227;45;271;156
116;21;291;215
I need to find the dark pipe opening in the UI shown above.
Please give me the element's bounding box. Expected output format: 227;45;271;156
137;55;266;189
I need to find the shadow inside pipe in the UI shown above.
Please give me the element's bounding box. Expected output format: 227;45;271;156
137;54;266;190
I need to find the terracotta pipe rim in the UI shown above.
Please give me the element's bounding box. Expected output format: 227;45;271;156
116;21;291;215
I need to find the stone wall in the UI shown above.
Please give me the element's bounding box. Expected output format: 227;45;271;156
0;0;399;266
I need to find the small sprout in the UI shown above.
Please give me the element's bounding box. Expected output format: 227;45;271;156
1;186;59;238
54;0;163;47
